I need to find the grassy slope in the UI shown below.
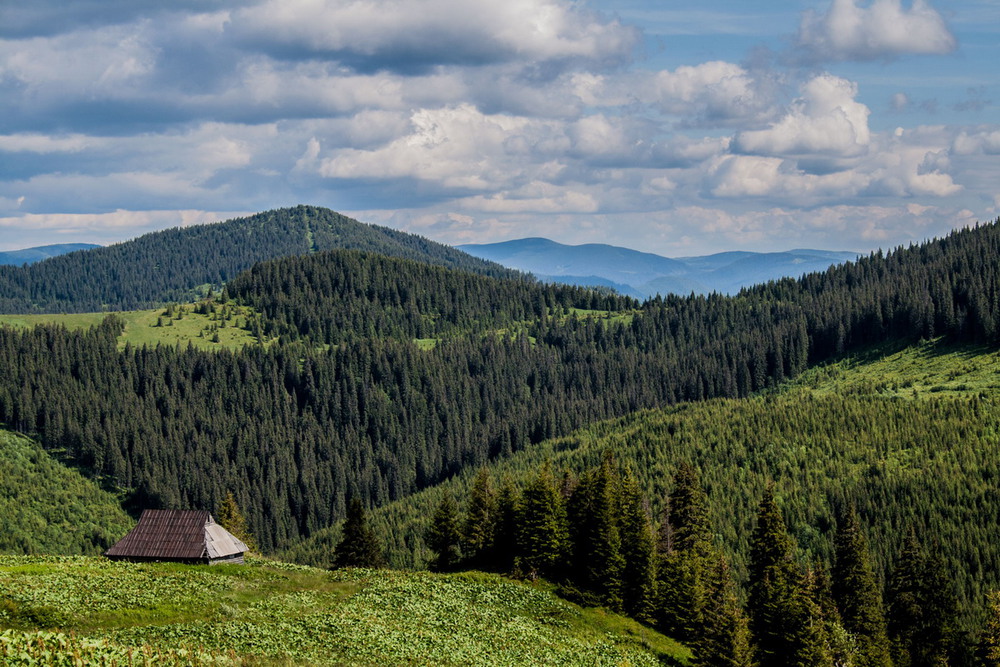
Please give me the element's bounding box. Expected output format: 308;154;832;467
0;555;690;666
0;303;268;351
0;430;133;556
283;339;1000;619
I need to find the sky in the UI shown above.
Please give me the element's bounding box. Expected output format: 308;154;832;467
0;0;998;256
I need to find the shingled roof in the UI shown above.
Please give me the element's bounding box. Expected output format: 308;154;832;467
105;509;248;564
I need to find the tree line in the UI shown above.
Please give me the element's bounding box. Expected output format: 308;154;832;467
402;459;997;666
2;219;1000;561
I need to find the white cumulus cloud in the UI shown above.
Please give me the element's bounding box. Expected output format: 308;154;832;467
797;0;957;62
733;74;871;158
232;0;639;69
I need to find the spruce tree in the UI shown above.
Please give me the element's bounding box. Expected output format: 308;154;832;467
695;554;754;667
333;497;386;569
747;486;831;666
462;467;496;569
656;463;713;641
886;531;957;667
832;506;891;667
618;468;657;622
492;475;521;574
517;463;569;579
567;452;624;609
215;490;256;553
426;493;462;572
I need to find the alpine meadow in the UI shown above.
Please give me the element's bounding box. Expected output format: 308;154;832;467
4;206;1000;665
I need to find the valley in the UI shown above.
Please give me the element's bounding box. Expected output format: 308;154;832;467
2;207;1000;664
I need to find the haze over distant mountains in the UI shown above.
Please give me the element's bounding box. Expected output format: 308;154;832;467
0;243;101;266
459;238;861;298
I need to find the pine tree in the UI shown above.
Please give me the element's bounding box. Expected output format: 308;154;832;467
832;506;891;667
567;452;624;609
656;463;713;641
695;554;754;667
426;493;462;572
492;475;521;574
669;462;712;555
783;569;834;667
215;490;256;553
517;463;569;579
461;467;497;569
747;487;831;666
886;531;957;667
333;497;386;569
618;468;657;622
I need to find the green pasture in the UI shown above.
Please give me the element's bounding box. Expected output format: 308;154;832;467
0;304;270;351
0;555;690;666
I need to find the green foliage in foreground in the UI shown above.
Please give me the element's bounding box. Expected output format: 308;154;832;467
0;630;233;666
0;430;133;556
0;555;690;666
284;340;1000;629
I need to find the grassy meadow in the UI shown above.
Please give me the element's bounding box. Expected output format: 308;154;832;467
0;303;269;351
0;555;690;666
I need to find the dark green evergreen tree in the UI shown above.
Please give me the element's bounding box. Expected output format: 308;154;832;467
426;493;462;572
333;497;386;569
517;463;569;579
694;554;754;667
886;531;957;667
980;591;1000;667
567;452;624;609
832;506;891;667
656;462;713;641
491;475;521;574
618;467;657;622
747;487;831;667
461;467;497;569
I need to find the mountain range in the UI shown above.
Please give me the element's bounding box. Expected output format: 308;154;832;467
0;243;100;266
459;237;860;298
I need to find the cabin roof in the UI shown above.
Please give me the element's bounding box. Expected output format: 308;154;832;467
105;509;247;560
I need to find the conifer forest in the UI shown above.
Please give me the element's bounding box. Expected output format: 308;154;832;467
4;207;1000;665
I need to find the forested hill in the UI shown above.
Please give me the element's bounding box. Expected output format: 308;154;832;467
1;220;999;556
0;205;521;314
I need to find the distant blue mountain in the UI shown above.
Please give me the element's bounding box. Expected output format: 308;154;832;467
458;238;860;298
458;238;688;288
0;243;101;266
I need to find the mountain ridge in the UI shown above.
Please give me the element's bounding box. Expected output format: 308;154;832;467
459;237;860;297
0;206;522;314
0;243;101;266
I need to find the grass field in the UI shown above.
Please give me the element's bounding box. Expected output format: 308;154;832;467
0;555;691;666
800;338;1000;398
0;303;270;351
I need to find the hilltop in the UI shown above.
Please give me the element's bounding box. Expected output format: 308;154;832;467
0;206;520;314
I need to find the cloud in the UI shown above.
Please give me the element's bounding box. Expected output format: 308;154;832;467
0;133;101;153
796;0;957;62
0;208;248;250
231;0;639;73
733;74;870;158
951;128;1000;155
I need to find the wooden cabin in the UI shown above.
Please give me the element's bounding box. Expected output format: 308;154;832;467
105;509;248;565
